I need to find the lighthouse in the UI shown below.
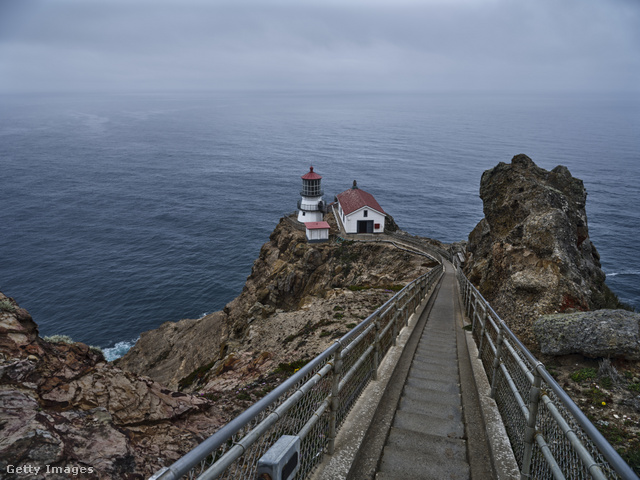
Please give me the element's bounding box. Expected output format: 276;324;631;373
297;166;325;223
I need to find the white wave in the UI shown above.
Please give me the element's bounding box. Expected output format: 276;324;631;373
103;338;139;362
605;270;640;277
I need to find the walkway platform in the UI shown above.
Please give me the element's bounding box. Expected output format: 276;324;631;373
376;263;470;479
343;262;495;480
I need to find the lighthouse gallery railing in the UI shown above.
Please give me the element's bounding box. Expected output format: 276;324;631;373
457;268;638;480
151;264;443;480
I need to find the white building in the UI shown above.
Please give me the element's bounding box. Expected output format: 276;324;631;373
297;166;325;223
336;181;386;234
305;221;330;243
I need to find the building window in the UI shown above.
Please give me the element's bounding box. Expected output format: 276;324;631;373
302;211;305;216
363;210;368;217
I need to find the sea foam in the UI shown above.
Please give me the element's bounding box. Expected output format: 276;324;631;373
103;338;139;362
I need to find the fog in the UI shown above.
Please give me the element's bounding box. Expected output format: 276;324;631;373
1;0;638;93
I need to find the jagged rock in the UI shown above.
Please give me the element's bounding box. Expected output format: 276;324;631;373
464;154;622;346
114;311;231;391
119;216;432;389
0;297;224;478
534;310;640;360
0;292;42;359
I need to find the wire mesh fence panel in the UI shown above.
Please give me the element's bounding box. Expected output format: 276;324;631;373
492;365;527;470
379;318;395;358
337;348;375;427
534;395;590;480
537;387;622;480
151;267;445;480
203;359;332;480
457;270;636;480
296;413;330;479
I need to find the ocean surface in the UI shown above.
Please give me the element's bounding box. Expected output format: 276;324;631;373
1;91;638;361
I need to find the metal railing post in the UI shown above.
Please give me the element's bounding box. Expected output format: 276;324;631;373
373;316;380;381
522;366;543;480
328;347;342;455
477;306;487;359
470;296;475;328
392;311;399;346
490;322;505;398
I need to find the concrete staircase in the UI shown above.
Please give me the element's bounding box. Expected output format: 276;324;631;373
376;267;470;480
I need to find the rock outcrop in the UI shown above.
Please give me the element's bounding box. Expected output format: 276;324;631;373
118;216;433;390
534;310;640;360
464;154;624;346
2;216;437;477
1;295;227;478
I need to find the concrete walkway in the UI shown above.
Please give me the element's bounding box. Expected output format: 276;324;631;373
375;263;470;479
345;262;495;480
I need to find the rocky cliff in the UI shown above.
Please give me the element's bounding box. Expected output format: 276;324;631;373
464;154;624;346
0;292;226;479
463;155;639;472
1;215;436;477
118;215;434;390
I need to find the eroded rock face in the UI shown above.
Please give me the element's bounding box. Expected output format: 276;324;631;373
534;310;640;360
119;216;433;389
464;154;621;346
0;299;224;478
0;292;42;359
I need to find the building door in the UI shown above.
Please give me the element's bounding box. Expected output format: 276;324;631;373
357;220;374;233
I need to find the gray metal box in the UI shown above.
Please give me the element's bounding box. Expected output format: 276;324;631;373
256;435;300;480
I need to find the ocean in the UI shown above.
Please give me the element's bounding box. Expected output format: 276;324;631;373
1;91;638;361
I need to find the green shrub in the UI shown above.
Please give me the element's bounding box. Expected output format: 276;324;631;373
274;359;309;376
599;376;613;390
348;285;371;292
570;368;598;383
0;299;16;312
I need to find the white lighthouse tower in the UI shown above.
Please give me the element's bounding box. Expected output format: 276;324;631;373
297;166;325;223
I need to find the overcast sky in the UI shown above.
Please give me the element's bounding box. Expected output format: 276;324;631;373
1;0;639;94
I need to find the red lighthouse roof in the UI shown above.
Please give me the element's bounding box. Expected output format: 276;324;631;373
301;166;322;180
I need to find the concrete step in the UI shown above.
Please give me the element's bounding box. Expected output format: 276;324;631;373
411;357;458;373
398;396;463;422
409;362;458;380
404;377;460;395
393;410;465;439
418;335;455;343
377;430;469;480
420;325;453;340
402;384;461;407
415;343;456;352
411;355;458;369
413;351;457;363
405;375;459;392
405;368;458;384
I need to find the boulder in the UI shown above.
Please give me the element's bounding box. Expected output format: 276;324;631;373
534;310;640;360
464;154;623;345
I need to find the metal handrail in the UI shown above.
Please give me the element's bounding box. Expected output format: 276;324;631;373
457;268;638;480
151;261;444;480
